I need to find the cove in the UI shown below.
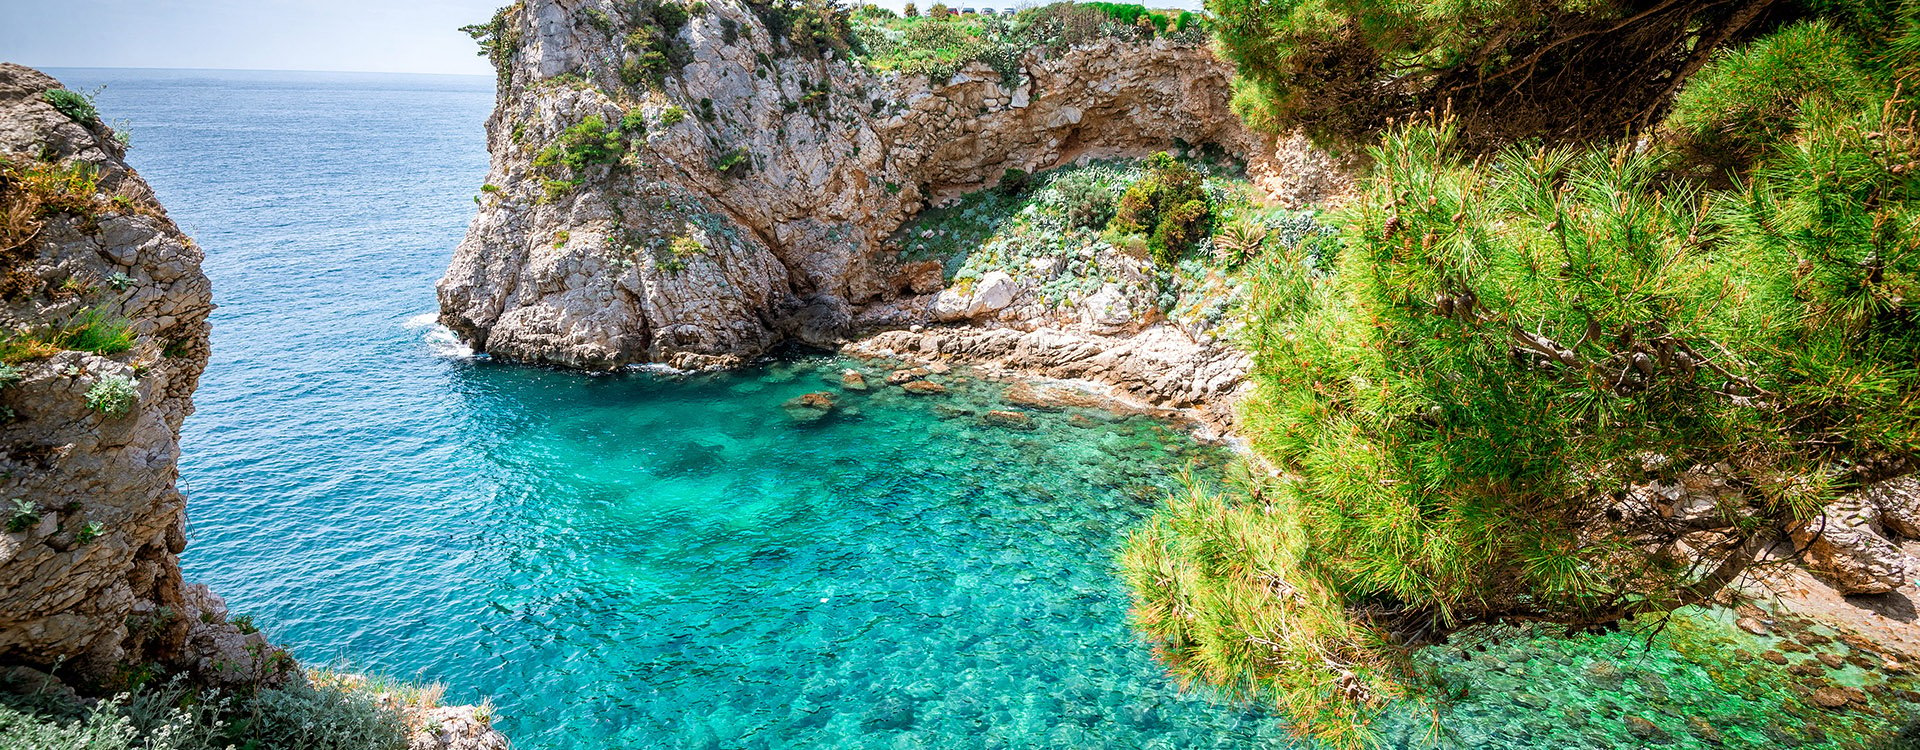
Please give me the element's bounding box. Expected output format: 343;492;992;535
51;67;1885;750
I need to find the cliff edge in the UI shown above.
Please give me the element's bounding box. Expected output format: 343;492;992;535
0;64;506;750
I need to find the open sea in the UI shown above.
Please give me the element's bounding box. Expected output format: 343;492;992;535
42;67;1897;749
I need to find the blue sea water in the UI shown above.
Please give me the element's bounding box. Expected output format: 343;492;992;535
44;68;1904;749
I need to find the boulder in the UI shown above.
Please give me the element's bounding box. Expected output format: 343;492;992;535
1863;475;1920;539
1810;686;1855;709
840;369;869;391
930;271;1020;322
902;381;948;395
1003;381;1111;411
1791;492;1916;595
982;410;1034;429
886;367;929;385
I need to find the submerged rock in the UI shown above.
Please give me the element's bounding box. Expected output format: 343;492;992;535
840;369;868;391
784;391;838;421
902;381;948;396
983;410;1035;430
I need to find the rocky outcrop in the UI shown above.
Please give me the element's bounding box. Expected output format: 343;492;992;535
846;324;1249;428
1793;480;1920;595
0;62;240;684
0;64;507;749
438;0;1338;371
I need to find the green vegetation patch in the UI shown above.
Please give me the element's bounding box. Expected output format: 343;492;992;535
1;306;137;365
40;88;99;124
894;153;1309;333
851;2;1206;83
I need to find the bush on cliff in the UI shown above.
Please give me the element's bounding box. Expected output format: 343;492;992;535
1125;1;1920;744
535;116;624;172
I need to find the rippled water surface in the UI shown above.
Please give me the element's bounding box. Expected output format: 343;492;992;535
49;68;1904;749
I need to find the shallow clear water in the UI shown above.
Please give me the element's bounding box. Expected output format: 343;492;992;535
49;68;1906;749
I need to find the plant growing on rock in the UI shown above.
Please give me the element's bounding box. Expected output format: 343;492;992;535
86;374;138;416
41;88;99;124
5;499;36;533
460;5;523;85
1210;218;1266;267
533;116;625;174
711;148;751;175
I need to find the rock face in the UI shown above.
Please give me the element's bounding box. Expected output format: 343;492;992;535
1793;480;1920;595
0;63;235;683
438;0;1331;370
0;65;509;749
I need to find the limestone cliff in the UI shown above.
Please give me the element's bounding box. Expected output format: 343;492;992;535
438;0;1341;392
0;64;506;750
0;62;245;684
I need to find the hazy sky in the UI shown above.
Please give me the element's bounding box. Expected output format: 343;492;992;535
2;0;506;75
2;0;1203;75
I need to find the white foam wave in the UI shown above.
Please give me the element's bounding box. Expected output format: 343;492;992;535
422;323;476;360
401;311;439;330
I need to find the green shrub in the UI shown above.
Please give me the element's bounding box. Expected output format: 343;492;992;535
996;167;1030;195
619;108;648;134
77;521;105;545
0;674;414;750
620;49;670;88
0;698;145;750
1044;170;1117;229
86;375;138;416
460;6;522;84
0;362;22;388
1107;152;1210;267
532;116;624;174
711;148;751;175
539;179;581;203
41;89;98;124
660;106;687;125
1125;18;1920;732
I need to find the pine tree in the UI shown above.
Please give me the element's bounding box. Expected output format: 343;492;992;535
1124;3;1920;745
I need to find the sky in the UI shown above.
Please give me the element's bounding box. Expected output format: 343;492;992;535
2;0;506;76
1;0;1203;76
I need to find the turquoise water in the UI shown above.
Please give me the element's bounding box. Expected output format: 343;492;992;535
51;68;1908;749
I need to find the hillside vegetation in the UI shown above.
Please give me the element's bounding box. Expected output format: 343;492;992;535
1123;0;1920;744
